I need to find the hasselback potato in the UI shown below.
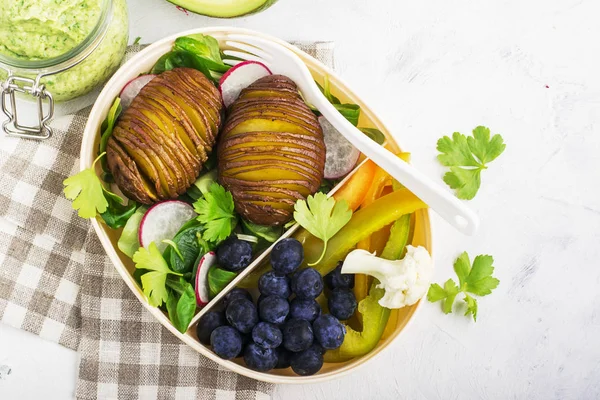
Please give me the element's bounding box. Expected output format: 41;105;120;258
107;67;223;204
218;75;326;226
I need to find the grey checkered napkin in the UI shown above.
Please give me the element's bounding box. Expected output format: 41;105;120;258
0;42;335;399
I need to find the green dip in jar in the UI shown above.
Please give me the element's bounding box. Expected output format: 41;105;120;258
0;0;129;102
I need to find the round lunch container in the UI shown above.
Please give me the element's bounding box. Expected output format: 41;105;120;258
0;0;128;139
81;27;433;384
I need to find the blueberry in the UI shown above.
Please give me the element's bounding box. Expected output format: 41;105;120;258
257;294;266;308
252;322;283;349
217;236;253;272
290;344;324;376
258;295;289;325
271;238;304;275
291;268;324;299
210;326;242;360
237;332;251;358
324;263;355;290
258;271;291;298
274;347;292;369
226;298;258;333
312;315;346;349
224;288;253;307
196;311;226;345
289;298;321;322
282;318;313;352
327;289;358;320
244;343;278;372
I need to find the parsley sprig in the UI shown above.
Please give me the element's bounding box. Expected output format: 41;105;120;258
63;153;111;218
427;252;500;321
133;242;182;307
437;126;506;200
193;182;237;243
293;192;352;266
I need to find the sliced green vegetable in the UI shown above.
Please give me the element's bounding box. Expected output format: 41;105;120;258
166;0;277;18
324;281;390;362
380;214;412;260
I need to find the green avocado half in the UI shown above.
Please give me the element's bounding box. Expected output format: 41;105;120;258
168;0;278;18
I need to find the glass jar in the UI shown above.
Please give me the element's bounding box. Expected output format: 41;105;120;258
0;0;128;139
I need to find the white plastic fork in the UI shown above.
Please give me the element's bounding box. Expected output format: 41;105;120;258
222;34;479;236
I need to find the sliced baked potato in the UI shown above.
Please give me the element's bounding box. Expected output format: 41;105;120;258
218;75;325;226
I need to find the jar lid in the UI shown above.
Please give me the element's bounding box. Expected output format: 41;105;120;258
0;0;110;71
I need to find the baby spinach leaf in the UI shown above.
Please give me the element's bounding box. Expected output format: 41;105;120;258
164;225;206;274
207;266;238;298
166;277;197;333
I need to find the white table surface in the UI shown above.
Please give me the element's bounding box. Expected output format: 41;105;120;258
2;0;600;398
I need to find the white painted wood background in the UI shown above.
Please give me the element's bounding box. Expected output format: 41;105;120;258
1;0;599;398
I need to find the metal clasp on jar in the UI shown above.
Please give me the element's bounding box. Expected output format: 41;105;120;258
1;73;54;140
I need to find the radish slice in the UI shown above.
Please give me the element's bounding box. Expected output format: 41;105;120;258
219;61;272;107
138;200;196;252
195;251;216;306
320;116;361;179
120;74;156;109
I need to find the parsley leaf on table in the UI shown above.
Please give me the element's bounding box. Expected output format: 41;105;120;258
427;252;499;321
133;242;182;307
293;192;352;266
193;182;237;244
437;126;506;200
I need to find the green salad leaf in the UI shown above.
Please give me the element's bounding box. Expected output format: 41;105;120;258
98;97;122;176
427;252;500;321
334;104;360;126
165;276;196;333
100;187;137;229
163;225;206;273
118;206;147;258
187;170;218;200
318;76;362;126
152;34;230;82
360;128;386;145
193;183;237;243
293;192;352;266
208;266;238;299
241;219;282;243
437;126;506;200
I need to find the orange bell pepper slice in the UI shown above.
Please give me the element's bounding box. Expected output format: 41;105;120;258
333;160;377;211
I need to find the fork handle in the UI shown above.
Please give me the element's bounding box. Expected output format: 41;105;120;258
314;96;480;236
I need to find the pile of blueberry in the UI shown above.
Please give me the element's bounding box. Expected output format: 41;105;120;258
196;238;357;376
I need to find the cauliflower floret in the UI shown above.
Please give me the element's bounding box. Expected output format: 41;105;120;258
341;245;433;309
